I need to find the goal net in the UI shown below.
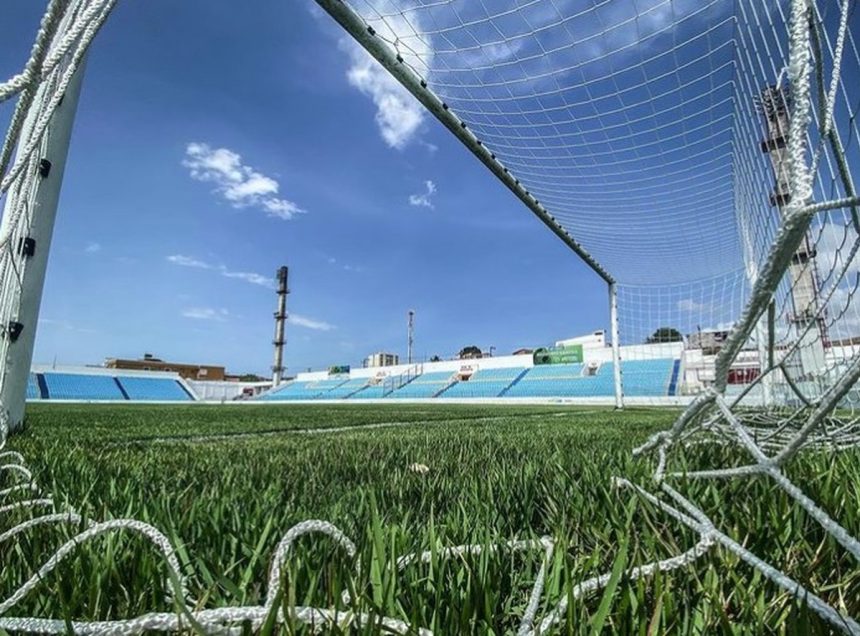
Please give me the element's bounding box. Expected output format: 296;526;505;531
318;0;860;631
1;0;860;632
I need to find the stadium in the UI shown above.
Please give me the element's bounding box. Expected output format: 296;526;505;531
1;0;860;634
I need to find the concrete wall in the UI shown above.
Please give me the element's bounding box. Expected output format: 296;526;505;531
32;364;180;379
294;342;683;383
187;380;271;402
298;353;535;382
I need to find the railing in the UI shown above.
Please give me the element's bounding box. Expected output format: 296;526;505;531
382;364;423;396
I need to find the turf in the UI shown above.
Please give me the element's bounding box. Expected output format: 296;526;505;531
2;403;858;634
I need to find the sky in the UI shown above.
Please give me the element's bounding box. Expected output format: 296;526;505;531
1;0;611;376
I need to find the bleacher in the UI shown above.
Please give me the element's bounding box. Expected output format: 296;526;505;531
26;373;41;399
263;377;349;400
439;367;526;398
350;384;387;399
617;359;676;397
257;359;677;402
386;371;455;398
503;363;615;398
324;377;372;399
117;376;192;401
502;359;677;398
42;372;126;401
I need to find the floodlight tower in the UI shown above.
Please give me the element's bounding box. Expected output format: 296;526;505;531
407;309;415;364
757;84;827;377
271;266;289;386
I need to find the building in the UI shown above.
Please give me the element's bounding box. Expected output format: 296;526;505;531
364;352;399;368
687;329;729;355
104;353;225;381
555;330;606;349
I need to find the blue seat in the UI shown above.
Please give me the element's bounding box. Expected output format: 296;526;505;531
26;373;41;399
619;359;676;396
325;378;372;399
263;377;350;400
504;363;614;397
387;371;454;398
438;367;527;398
350;385;387;399
42;373;125;400
118;376;191;401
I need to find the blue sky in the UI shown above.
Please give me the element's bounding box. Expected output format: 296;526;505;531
2;1;610;375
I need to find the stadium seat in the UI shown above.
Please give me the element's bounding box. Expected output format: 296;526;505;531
438;367;527;398
349;385;387;399
117;376;192;401
325;377;373;399
386;371;455;398
26;373;42;399
42;372;125;401
501;360;677;398
262;377;350;400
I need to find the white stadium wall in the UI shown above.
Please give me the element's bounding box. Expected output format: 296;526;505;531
294;342;682;384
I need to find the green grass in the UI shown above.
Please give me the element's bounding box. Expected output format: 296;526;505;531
2;403;859;634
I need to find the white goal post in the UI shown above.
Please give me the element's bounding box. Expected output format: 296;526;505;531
2;0;860;632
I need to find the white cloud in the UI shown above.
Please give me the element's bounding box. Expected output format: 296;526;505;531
409;180;437;209
38;318;96;334
182;143;305;220
220;269;273;288
181;307;229;321
289;314;335;331
419;140;438;153
343;45;424;150
338;11;432;150
167;254;211;269
84;242;101;254
166;254;274;288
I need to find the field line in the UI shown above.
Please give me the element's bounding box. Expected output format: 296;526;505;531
106;410;606;447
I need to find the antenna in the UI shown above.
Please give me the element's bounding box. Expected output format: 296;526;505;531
407;309;415;364
272;266;289;386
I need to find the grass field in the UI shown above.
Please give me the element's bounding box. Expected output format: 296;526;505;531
2;403;859;634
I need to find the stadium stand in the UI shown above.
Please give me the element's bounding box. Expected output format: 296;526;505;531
439;367;527;398
117;376;192;401
42;372;126;401
503;363;613;398
263;377;350;400
499;359;678;398
324;377;372;399
258;359;679;402
386;371;455;398
26;373;41;399
350;384;387;399
618;359;676;397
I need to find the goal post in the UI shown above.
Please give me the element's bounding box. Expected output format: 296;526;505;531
0;3;102;432
0;62;88;431
319;0;860;629
315;0;627;407
609;282;623;409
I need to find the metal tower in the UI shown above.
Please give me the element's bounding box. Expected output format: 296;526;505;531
407;309;415;364
271;266;289;386
757;84;827;377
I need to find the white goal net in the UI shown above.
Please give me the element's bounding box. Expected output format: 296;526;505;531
316;0;860;631
1;0;860;633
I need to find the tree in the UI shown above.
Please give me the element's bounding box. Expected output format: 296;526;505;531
458;345;483;359
429;355;442;362
646;327;683;344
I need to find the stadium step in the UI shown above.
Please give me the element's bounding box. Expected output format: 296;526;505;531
498;368;531;397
